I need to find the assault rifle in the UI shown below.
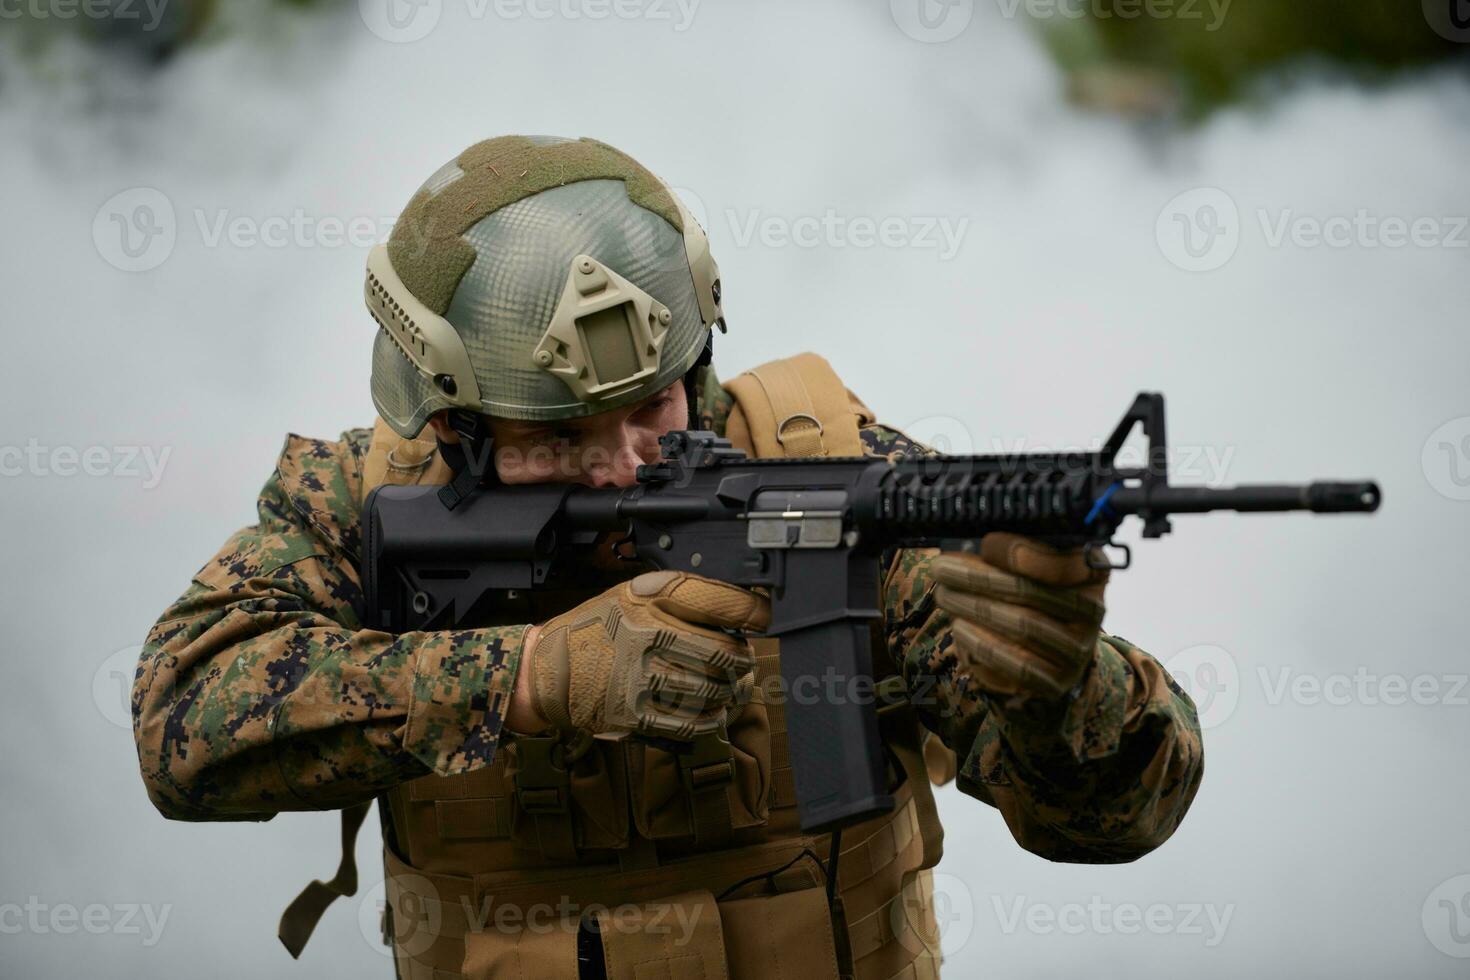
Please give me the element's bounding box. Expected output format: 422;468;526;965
361;393;1380;833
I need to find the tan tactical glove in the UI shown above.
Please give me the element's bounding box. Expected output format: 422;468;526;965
525;570;768;740
931;533;1109;701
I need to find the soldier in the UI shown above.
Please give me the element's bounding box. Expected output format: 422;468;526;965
133;135;1203;979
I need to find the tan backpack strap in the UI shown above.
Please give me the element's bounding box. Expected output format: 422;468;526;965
359;417;454;505
921;730;958;787
724;352;868;459
278;801;373;958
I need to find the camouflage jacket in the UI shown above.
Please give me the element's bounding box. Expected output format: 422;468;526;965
134;368;1203;862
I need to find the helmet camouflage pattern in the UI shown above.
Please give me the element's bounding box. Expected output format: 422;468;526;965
368;135;725;438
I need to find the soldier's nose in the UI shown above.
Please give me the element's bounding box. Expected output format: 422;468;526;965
581;449;633;488
595;444;644;488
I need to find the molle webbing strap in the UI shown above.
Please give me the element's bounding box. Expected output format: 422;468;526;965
770;741;798;809
753;649;798;810
595;890;729;980
881;711;945;875
278;801;373;958
724;352;867;459
463;915;578;980
682;730;736;847
844;870;941;970
720;887;842;980
837;797;920;895
382;838;836;980
510;736;579;861
406;770;515;840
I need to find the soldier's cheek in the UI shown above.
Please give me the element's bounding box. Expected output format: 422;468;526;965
492;443;564;485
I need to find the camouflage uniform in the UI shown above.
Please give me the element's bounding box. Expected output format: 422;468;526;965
133;365;1203;864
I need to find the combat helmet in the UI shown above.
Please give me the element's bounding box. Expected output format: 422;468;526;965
365;135;724;502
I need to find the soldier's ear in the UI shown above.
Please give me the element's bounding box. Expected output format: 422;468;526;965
426;413;459;444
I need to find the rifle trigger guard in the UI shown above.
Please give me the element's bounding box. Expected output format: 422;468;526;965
610;530;639;562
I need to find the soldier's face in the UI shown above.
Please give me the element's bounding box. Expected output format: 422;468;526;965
479;381;688;488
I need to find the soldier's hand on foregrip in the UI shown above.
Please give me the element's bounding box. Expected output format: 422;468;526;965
524;570;768;740
930;533;1109;701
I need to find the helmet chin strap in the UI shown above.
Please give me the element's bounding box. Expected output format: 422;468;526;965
682;332;715;430
435;409;496;510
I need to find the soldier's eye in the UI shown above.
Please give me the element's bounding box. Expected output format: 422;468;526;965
639;395;674;414
531;429;580;449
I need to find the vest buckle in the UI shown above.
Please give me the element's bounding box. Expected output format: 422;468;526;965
677;727;734;794
513;735;571;815
874;674;910;718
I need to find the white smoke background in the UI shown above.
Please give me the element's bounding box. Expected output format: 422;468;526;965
2;1;1468;976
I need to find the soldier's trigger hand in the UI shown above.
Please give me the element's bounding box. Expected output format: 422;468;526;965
527;571;768;742
930;532;1109;702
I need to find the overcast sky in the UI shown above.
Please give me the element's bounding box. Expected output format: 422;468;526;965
2;1;1468;976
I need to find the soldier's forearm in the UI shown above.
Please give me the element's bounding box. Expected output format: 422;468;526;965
133;572;526;820
962;634;1205;861
882;542;1203;858
883;547;990;753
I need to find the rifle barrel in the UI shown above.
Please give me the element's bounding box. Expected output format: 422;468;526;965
1109;481;1381;516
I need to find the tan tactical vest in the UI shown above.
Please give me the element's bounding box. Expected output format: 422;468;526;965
284;354;954;980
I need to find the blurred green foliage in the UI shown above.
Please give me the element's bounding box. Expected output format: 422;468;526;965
1035;0;1470;116
6;0;1466;119
5;0;343;63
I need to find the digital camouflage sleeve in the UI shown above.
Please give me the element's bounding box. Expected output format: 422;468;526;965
132;429;524;820
135;373;1202;859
